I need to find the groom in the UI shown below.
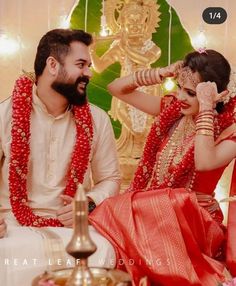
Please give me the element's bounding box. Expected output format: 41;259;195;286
0;29;119;285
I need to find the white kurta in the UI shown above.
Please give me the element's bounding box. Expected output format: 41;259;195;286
0;89;119;285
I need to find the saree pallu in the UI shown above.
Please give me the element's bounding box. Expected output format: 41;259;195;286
89;188;225;286
226;160;236;276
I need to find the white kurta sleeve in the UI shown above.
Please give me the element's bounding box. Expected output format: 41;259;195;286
86;112;120;205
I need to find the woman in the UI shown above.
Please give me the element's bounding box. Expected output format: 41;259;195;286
89;50;236;286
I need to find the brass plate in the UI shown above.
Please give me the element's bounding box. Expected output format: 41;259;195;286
32;267;131;286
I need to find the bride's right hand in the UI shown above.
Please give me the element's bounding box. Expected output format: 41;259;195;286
159;60;183;79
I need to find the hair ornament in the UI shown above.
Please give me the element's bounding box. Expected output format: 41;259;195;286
197;47;208;54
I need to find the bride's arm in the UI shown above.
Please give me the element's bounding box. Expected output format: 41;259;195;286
195;127;236;171
194;82;236;170
107;62;182;116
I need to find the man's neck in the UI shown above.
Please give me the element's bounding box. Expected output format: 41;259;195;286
36;84;69;117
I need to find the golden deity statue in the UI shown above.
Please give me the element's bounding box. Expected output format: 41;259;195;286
90;0;162;188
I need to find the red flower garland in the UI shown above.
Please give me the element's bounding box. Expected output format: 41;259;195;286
128;96;236;192
9;76;93;227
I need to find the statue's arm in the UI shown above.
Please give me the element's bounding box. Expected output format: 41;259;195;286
123;44;161;66
90;45;119;73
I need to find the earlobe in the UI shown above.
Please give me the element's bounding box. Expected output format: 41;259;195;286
46;56;59;76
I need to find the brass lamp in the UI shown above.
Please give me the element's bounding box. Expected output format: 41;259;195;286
66;184;97;286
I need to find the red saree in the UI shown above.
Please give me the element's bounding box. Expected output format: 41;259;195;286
226;159;236;276
90;188;225;286
89;97;236;286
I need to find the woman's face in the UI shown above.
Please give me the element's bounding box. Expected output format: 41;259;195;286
176;68;201;116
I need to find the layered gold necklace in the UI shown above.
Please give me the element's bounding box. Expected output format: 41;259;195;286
156;116;196;185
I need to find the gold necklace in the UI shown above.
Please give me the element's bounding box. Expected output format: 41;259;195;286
156;116;195;185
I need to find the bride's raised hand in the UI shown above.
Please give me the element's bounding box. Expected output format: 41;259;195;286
196;81;229;110
159;60;183;79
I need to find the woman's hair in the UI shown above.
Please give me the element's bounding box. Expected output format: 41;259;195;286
183;49;231;112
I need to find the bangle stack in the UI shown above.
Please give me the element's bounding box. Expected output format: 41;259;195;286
133;68;163;87
196;110;214;136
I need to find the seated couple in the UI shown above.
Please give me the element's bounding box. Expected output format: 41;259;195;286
0;29;235;286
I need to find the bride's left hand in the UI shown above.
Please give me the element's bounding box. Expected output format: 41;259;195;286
196;81;229;110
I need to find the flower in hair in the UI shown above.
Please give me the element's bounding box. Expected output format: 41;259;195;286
197;47;207;54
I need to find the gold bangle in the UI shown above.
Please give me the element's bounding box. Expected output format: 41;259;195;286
196;127;214;131
133;72;139;87
134;68;163;86
196;121;214;127
143;69;151;85
196;128;214;132
196;120;213;125
197;111;214;117
154;68;162;84
145;69;153;85
136;70;142;86
196;118;213;123
196;116;214;122
150;69;156;84
196;129;214;136
196;114;214;119
196;125;214;130
139;70;145;86
196;123;214;128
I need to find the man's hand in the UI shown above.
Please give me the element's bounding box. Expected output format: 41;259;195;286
57;195;73;228
57;195;96;227
0;215;7;238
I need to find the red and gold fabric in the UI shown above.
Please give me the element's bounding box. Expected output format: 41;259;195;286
90;96;236;286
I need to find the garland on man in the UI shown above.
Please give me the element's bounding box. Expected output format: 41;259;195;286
9;75;93;227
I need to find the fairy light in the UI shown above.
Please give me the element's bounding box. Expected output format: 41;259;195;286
59;15;70;28
163;77;176;92
0;0;20;57
191;29;207;49
0;30;20;56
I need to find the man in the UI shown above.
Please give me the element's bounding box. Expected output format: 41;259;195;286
0;29;119;285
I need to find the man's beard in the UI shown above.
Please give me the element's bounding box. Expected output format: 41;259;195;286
51;76;89;106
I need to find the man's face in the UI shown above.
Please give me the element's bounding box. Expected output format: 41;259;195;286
51;41;92;106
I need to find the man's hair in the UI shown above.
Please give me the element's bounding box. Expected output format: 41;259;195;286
184;49;231;112
34;29;93;78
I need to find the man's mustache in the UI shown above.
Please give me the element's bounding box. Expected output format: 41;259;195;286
75;76;90;86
